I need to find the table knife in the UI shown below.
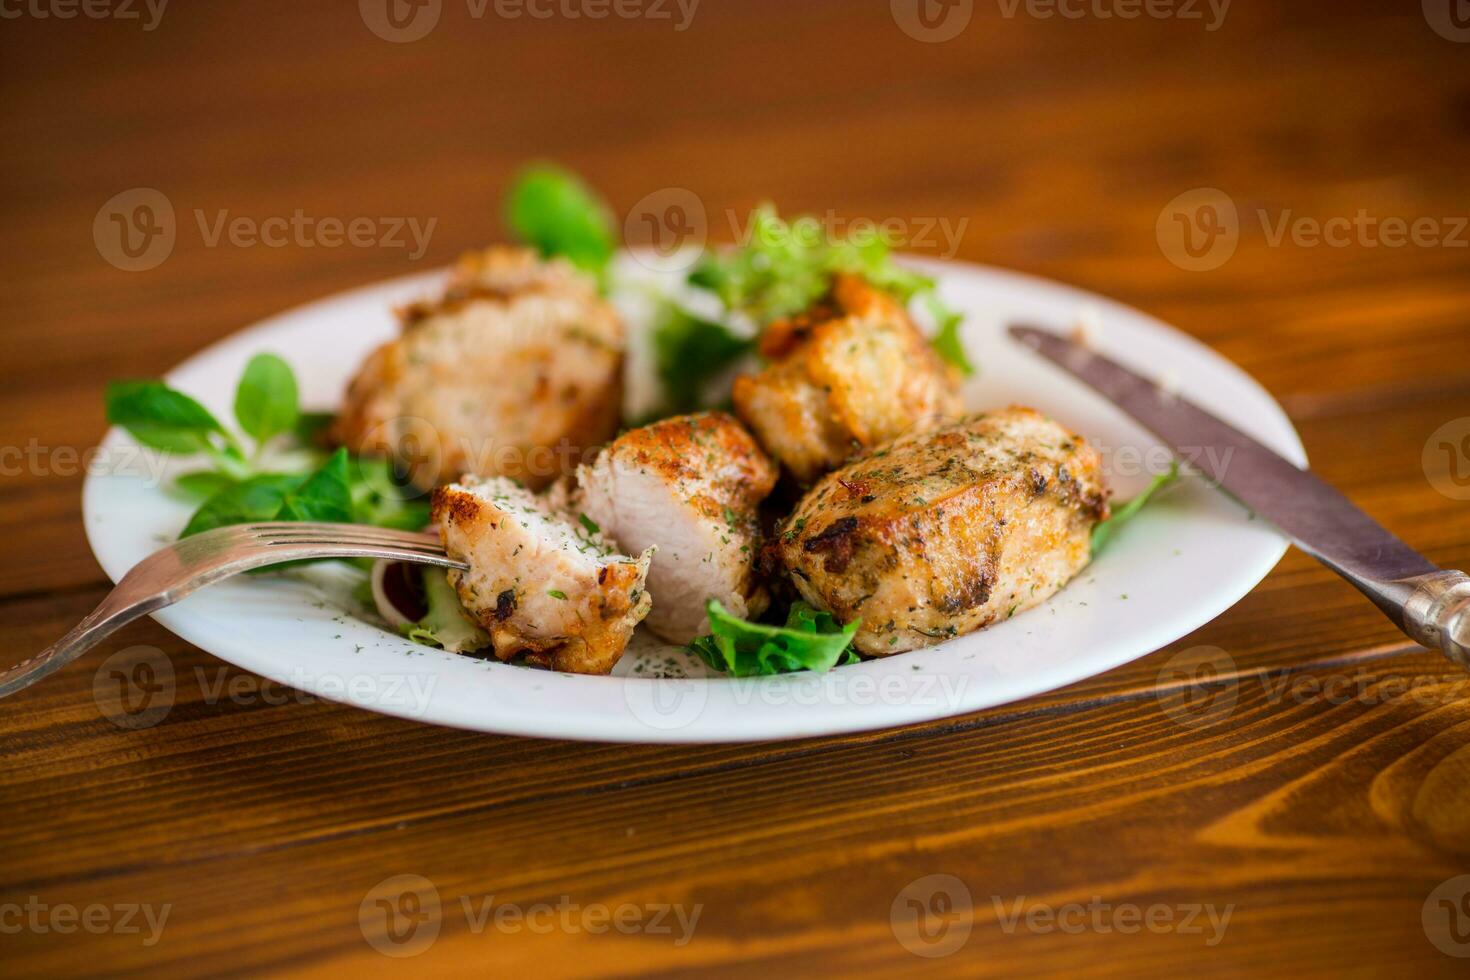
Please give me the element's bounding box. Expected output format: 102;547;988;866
1008;324;1470;668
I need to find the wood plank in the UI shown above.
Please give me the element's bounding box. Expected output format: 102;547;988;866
3;638;1466;975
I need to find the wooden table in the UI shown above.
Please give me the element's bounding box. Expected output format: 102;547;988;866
3;2;1468;975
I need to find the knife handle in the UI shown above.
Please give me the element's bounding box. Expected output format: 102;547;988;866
1399;570;1470;669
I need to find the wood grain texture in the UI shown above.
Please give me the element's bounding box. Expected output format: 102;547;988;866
2;1;1469;976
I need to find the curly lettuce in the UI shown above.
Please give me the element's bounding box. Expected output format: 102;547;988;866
690;599;861;677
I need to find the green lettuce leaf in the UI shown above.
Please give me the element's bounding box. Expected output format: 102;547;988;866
689;599;861;677
402;568;491;653
651;303;752;415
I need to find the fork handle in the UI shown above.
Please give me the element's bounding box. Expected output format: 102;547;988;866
0;589;162;698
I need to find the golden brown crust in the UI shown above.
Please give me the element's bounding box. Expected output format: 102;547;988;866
733;276;963;485
776;407;1109;655
333;246;623;492
599;411;778;514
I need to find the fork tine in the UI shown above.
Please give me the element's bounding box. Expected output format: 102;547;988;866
247;523;442;547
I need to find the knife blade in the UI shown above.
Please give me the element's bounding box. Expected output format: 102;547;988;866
1008;323;1470;666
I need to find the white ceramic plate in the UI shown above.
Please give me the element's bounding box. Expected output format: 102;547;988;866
82;255;1301;743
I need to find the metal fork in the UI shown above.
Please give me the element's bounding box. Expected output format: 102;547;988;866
0;522;467;699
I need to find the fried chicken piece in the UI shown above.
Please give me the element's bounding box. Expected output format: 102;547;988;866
335;247;623;491
573;412;778;644
732;275;963;484
432;476;653;675
776;407;1108;655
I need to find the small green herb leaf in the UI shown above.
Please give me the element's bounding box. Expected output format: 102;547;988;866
578;513;601;536
346;456;431;530
276;448;353;523
181;473;306;538
506;165;615;275
547;589;569;600
234;353;300;444
106;381;226;453
926;294;974;376
1091;462;1182;555
173;470;238;500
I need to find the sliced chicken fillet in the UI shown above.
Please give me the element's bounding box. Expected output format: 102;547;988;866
432;476;653;674
574;412;778;644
